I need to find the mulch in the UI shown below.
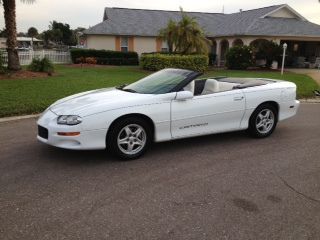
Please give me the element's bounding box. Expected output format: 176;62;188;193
0;70;56;80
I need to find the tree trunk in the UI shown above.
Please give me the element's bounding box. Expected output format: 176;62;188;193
3;0;21;71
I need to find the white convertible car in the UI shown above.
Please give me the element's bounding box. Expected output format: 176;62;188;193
37;68;300;159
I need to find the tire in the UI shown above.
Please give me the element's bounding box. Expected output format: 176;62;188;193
248;104;278;138
107;117;152;160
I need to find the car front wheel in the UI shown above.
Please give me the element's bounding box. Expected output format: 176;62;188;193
107;117;151;160
248;104;278;138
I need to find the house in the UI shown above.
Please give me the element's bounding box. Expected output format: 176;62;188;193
0;38;6;49
0;37;43;50
84;4;320;67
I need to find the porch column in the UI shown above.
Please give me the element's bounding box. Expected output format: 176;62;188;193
228;39;233;48
242;39;250;46
216;39;221;67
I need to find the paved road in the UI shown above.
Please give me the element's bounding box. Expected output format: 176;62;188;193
0;104;319;240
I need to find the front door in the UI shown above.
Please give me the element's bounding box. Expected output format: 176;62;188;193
171;90;245;138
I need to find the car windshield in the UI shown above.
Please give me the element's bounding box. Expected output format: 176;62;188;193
121;69;196;94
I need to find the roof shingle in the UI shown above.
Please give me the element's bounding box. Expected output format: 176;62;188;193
84;5;320;38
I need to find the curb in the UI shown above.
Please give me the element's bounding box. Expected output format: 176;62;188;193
299;99;320;103
0;114;40;123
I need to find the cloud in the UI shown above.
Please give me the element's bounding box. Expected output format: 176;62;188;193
0;0;320;32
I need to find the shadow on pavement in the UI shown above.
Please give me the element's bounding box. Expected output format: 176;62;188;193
37;130;249;166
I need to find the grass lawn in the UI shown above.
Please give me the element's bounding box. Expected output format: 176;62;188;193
0;65;318;117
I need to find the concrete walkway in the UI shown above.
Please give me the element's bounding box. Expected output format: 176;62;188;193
287;68;320;86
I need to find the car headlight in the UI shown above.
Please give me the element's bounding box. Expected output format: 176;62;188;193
57;115;82;125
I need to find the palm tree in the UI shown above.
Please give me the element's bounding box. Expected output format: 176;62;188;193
175;11;211;54
27;26;38;48
1;0;35;71
158;20;178;53
158;8;211;55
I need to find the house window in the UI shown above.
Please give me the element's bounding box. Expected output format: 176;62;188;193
293;43;299;51
121;37;128;52
161;40;169;52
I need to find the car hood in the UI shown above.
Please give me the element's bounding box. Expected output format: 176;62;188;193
49;88;168;117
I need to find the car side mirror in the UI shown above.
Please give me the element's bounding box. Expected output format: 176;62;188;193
175;91;193;101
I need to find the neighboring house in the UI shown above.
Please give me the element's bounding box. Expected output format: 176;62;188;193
0;37;43;49
84;4;320;67
0;38;6;49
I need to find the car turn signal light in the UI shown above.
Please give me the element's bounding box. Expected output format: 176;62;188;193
57;132;80;136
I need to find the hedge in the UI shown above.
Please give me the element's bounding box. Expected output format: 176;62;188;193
143;52;215;66
70;49;139;65
140;53;209;72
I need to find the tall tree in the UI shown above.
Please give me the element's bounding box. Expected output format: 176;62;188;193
175;9;211;54
49;21;76;46
158;20;178;53
0;28;7;37
158;8;211;55
17;31;26;37
1;0;35;71
27;27;38;43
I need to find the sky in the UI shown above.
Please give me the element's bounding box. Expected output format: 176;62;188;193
0;0;320;32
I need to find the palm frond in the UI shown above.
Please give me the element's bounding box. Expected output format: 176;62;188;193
158;7;212;54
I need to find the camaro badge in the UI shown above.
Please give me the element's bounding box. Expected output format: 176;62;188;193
179;123;208;130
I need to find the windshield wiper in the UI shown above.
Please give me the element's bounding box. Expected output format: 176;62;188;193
121;88;137;93
116;84;127;90
116;84;137;93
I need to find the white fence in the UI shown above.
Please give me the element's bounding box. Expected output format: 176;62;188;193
1;50;71;66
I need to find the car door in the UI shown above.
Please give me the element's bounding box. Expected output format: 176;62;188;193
170;89;245;138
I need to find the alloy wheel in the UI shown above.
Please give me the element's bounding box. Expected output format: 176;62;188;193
117;124;147;155
255;109;275;134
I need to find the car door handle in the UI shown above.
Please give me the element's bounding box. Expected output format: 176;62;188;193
234;96;244;101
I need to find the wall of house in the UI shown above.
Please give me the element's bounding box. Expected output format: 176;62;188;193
268;8;297;19
134;37;157;55
85;35;158;55
85;35;116;50
212;36;282;66
213;36;280;48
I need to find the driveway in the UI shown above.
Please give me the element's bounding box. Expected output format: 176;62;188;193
0;104;319;240
287;68;320;86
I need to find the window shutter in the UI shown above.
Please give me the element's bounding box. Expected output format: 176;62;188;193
128;37;134;51
156;38;162;52
115;37;121;51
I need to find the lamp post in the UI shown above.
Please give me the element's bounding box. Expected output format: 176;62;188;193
281;43;287;75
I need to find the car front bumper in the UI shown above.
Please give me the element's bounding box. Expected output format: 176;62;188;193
37;109;107;150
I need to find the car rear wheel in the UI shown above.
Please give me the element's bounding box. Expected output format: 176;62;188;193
248;104;278;138
107;117;151;160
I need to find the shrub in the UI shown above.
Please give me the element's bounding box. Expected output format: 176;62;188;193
85;57;97;64
75;57;85;64
208;53;217;66
254;41;282;68
70;49;139;65
140;53;209;72
226;46;253;70
27;57;54;73
96;57;138;65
